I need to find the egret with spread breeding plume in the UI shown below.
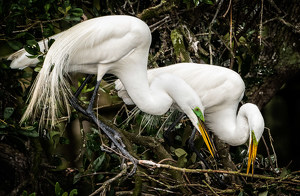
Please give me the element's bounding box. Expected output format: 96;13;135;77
8;15;215;173
115;63;265;174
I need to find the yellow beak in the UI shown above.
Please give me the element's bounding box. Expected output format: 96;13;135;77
246;130;258;175
193;107;216;158
197;120;216;158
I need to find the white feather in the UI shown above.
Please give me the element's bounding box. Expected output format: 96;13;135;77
115;63;265;146
9;16;207;139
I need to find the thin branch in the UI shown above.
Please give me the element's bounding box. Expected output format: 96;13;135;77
266;127;278;168
138;160;278;180
262;16;300;34
138;171;171;189
39;22;47;52
213;30;236;59
89;166;127;196
149;15;171;33
259;0;264;46
229;4;234;69
12;21;39;33
222;0;232;17
266;0;282;14
208;0;224;64
202;180;219;196
11;17;66;34
261;135;275;171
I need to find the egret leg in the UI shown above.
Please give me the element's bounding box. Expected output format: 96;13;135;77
70;75;122;138
69;74;94;115
163;113;185;145
188;128;226;188
74;74;94;98
69;78;137;175
188;128;212;168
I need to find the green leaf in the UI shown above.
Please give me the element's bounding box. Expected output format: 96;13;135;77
15;32;27;39
93;153;106;171
69;189;78;196
65;15;82;22
66;6;71;13
4;107;14;119
70;8;83;17
238;191;244;196
0;122;7;129
177;154;188;167
26;54;39;59
280;167;290;178
190;153;197;163
193;0;200;6
55;182;63;196
73;173;82;184
7;40;23;50
26;40;38;46
202;0;214;5
24;40;40;55
20;129;39;137
174;148;187;158
22;190;28;196
34;67;42;72
22;71;33;78
62;192;68;196
44;4;51;12
258;191;268;196
58;7;65;15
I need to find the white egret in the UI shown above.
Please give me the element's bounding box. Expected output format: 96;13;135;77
8;16;216;173
115;63;265;174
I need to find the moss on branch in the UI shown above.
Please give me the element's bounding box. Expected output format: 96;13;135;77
137;0;176;21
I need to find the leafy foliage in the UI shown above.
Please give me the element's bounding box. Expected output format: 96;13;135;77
0;0;299;195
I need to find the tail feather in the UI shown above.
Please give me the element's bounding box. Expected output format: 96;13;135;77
20;27;85;128
20;54;72;128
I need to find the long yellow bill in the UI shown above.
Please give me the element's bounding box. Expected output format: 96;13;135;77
247;130;258;175
198;120;216;158
193;107;216;158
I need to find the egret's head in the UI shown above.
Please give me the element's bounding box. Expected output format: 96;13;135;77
246;107;265;175
192;107;216;158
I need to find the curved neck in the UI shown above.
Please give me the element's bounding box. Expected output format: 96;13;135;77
209;103;264;146
114;61;172;115
208;104;251;146
114;62;202;117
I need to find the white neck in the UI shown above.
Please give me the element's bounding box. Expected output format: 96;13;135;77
112;59;203;117
207;103;264;146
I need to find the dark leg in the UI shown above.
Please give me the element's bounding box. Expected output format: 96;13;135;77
70;75;124;139
163;113;185;145
70;78;137;175
188;128;226;188
188;128;213;168
70;75;94;115
74;74;94;98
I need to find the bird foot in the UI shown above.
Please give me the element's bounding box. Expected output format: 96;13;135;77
70;78;138;176
70;95;137;175
127;157;138;176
